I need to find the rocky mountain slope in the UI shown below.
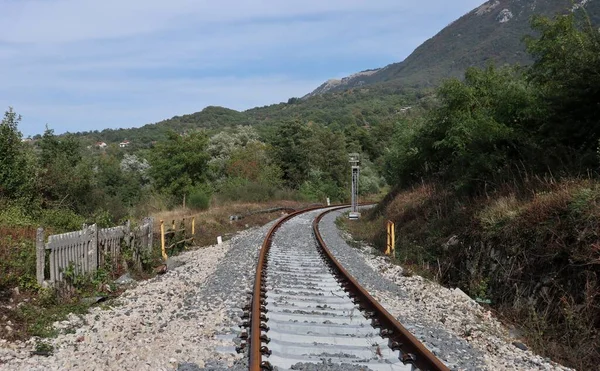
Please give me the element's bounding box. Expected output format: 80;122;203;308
306;0;600;96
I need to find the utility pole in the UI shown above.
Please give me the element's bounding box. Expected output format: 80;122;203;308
348;153;360;220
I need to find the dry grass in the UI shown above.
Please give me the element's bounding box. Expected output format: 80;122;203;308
477;194;523;230
344;177;600;370
150;200;311;249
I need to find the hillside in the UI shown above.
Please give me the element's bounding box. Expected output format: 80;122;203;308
306;0;600;95
70;106;254;145
71;85;424;145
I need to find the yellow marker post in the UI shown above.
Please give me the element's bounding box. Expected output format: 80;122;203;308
160;220;167;260
386;220;395;256
191;217;196;243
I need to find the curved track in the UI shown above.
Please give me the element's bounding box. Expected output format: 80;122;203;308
247;206;449;371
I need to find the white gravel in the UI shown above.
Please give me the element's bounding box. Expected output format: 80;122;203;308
319;208;573;371
0;226;268;371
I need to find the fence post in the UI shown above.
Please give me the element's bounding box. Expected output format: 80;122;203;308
385;222;390;256
160;220;167;261
89;224;98;271
125;220;131;248
391;221;395;257
36;228;45;285
192;217;195;243
385;220;395;257
147;217;153;253
386;220;395;256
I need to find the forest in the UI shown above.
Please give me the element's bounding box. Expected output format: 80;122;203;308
1;11;599;370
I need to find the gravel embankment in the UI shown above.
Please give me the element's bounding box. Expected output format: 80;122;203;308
318;208;572;371
0;221;275;371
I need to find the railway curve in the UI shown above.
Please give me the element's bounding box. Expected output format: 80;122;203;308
245;206;448;371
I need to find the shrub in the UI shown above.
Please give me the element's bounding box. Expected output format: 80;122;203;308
38;209;85;232
187;186;211;210
0;204;35;226
214;177;289;203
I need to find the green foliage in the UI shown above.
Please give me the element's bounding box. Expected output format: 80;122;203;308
384;13;600;194
267;121;312;188
0;204;36;226
525;12;600;164
91;209;114;228
0;108;35;201
358;158;384;195
34;340;54;355
17;300;89;338
148;131;210;199
386;65;541;191
38;128;96;213
0;237;37;291
215;177;276;203
187;185;211;210
39;209;85;232
299;176;343;202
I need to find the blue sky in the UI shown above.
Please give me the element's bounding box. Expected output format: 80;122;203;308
0;0;485;136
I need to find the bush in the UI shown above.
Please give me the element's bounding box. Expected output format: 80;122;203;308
0;204;35;227
215;177;288;203
299;179;345;203
39;209;85;232
187;186;211;210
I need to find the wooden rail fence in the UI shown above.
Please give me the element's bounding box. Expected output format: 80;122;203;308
159;217;195;260
36;218;153;285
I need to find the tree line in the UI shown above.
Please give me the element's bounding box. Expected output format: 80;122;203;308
1;114;388;231
384;13;600;193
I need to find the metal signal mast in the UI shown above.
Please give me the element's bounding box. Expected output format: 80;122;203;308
348;153;360;220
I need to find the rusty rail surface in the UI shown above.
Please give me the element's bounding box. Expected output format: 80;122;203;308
313;207;449;371
249;204;449;371
249;204;328;370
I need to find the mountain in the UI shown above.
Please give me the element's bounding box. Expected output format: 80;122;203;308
306;0;600;96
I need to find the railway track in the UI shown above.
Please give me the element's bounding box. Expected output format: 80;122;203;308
242;206;449;371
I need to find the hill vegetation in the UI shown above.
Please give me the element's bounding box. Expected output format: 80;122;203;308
347;11;600;369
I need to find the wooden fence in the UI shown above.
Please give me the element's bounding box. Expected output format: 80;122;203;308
36;218;153;285
159;217;195;260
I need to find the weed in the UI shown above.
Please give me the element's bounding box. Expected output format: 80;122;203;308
33;340;54;356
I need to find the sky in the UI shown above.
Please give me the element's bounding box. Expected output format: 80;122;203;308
0;0;485;137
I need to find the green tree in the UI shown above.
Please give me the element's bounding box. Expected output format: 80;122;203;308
148;131;210;198
305;124;349;193
0;108;35;201
37;128;94;212
267;121;312;188
525;13;600;163
385;65;540;191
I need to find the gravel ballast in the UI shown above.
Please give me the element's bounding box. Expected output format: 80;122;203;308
318;208;572;371
0;222;275;371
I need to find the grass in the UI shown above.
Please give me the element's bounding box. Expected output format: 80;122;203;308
151;200;309;248
341;178;600;370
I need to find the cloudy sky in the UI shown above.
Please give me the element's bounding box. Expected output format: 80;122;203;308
0;0;484;136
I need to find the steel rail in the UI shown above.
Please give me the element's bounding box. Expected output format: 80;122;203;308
312;207;449;371
249;204;329;371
